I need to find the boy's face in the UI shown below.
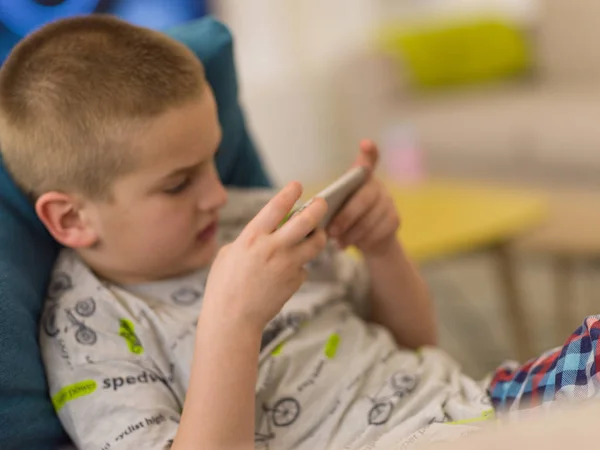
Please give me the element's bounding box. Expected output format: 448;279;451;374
82;88;228;283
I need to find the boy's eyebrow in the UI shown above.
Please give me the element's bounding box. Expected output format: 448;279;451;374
159;138;221;180
162;162;202;179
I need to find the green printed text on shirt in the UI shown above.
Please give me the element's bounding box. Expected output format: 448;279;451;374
448;409;496;425
52;380;97;411
271;341;286;356
324;333;340;359
119;318;144;355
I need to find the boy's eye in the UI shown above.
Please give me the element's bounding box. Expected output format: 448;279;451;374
163;177;191;195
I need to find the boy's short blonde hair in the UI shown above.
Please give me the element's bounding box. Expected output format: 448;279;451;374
0;15;206;199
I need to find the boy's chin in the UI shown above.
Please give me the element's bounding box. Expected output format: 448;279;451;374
189;237;219;268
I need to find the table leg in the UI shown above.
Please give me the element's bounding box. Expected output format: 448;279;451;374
554;257;577;341
493;242;533;362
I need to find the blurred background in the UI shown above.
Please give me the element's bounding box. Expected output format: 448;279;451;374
3;0;600;377
215;0;600;377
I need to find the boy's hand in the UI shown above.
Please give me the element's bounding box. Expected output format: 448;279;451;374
327;140;400;257
202;182;328;331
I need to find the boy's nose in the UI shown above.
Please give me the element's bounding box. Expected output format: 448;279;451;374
197;172;227;212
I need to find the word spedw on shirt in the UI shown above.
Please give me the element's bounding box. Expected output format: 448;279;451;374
103;371;168;391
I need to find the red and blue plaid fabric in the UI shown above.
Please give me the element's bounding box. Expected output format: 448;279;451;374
489;315;600;412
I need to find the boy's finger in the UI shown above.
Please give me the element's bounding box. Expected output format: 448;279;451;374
245;182;303;234
357;209;399;250
339;195;389;246
292;228;327;264
328;180;379;237
276;198;328;245
352;139;379;171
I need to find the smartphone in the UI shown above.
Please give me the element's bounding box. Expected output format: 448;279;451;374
281;166;369;230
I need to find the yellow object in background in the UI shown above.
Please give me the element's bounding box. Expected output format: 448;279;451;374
376;16;532;89
348;179;547;264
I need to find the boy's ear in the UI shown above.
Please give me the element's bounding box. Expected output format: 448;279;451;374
35;191;99;248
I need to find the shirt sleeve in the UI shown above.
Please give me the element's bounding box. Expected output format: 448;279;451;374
45;357;181;450
489;315;600;415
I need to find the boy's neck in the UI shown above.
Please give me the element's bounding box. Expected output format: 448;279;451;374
72;248;211;286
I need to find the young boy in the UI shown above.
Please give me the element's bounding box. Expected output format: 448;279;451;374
0;14;597;450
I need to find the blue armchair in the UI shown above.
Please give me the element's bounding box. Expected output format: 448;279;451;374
0;17;270;449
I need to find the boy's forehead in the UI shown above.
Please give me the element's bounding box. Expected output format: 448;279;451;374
130;98;220;175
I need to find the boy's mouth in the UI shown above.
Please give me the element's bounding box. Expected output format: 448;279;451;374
196;221;218;242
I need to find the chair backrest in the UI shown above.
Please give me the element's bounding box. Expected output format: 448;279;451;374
0;16;270;449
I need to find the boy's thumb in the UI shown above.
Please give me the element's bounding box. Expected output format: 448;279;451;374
352;139;379;171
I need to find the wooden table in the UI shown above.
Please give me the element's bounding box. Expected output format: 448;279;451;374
384;179;547;264
514;187;600;341
319;178;548;361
